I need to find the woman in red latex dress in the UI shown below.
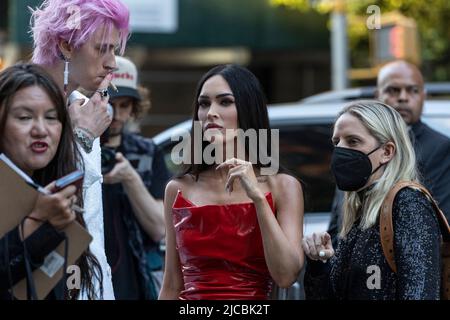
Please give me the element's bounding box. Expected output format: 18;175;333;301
159;65;304;300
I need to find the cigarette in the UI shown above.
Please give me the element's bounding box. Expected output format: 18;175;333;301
71;204;85;214
109;82;118;92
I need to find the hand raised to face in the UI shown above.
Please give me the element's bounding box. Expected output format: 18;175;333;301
216;158;265;202
68;74;114;139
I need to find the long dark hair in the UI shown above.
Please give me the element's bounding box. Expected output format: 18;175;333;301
182;64;280;179
0;63;103;299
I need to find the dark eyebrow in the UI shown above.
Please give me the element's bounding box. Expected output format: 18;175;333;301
198;93;234;100
383;85;401;91
216;93;234;98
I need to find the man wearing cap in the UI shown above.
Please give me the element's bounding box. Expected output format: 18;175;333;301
102;56;170;299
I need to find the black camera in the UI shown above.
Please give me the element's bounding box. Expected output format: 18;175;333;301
101;146;116;175
100;103;116;175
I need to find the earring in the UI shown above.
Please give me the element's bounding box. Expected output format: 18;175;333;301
63;59;69;95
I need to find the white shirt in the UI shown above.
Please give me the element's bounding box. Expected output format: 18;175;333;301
68;90;114;299
76;137;115;300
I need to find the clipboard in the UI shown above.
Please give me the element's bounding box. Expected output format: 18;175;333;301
0;154;92;300
0;156;39;238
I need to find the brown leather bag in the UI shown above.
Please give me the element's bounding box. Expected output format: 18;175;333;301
379;181;450;300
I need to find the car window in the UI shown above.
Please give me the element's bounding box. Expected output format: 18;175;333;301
276;123;335;214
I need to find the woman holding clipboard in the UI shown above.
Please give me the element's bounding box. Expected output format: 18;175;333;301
0;63;98;300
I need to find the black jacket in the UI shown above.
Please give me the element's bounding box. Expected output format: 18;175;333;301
306;188;441;300
411;120;450;221
0;222;65;299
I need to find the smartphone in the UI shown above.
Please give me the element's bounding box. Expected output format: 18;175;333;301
53;170;84;192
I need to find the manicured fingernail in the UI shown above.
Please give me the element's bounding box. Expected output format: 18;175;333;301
319;251;325;257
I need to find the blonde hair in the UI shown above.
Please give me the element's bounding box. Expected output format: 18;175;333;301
339;100;419;237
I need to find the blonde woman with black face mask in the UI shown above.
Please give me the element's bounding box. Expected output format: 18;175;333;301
302;100;442;300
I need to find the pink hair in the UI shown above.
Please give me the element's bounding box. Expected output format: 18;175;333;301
30;0;130;66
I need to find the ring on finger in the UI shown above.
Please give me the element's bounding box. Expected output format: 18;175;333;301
96;88;108;98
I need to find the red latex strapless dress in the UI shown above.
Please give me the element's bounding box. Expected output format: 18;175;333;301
172;190;275;300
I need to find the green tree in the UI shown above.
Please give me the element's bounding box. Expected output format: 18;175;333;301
271;0;450;81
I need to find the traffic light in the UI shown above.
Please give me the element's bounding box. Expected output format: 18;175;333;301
372;12;420;66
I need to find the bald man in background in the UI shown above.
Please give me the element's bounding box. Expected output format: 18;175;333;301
328;60;450;245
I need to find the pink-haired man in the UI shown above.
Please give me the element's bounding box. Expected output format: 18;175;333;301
30;0;131;300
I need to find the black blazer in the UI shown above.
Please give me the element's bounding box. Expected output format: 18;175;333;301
411;120;450;222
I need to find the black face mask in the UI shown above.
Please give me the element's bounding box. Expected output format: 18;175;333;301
330;146;385;191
